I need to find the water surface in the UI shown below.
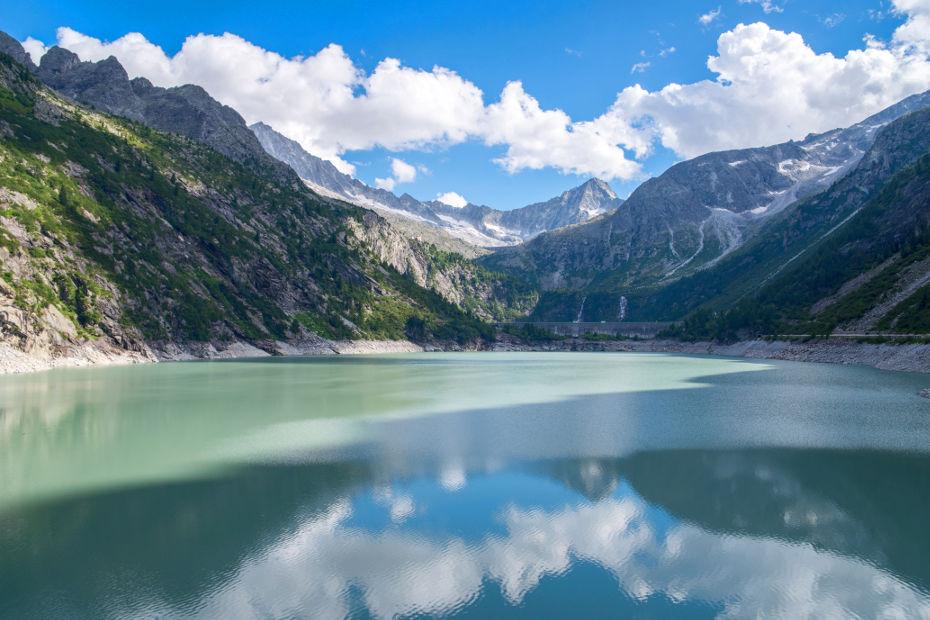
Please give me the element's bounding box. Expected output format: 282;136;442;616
1;353;929;618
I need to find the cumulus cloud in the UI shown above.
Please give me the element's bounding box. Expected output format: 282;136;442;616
436;192;468;208
483;81;642;179
593;11;930;159
21;2;930;181
374;157;418;191
32;28;638;180
21;37;48;63
893;0;930;52
391;157;417;183
374;177;396;191
41;27;484;175
24;27;641;180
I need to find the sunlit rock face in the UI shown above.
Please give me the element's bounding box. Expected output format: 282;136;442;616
251;121;623;248
34;46;283;171
482;89;930;298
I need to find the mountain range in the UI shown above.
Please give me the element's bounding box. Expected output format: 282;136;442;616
251;120;624;248
651;104;930;339
480;87;930;329
482;89;930;289
2;28;930;363
0;34;537;362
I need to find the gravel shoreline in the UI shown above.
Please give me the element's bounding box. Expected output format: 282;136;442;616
0;343;153;375
0;339;424;376
493;338;930;375
3;337;929;378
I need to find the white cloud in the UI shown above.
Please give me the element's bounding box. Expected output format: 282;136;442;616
373;157;417;192
631;61;651;74
391;157;417;183
594;15;930;159
739;0;784;14
23;27;643;181
20;2;930;182
39;27;484;176
699;7;722;25
436;192;468;208
21;37;48;63
374;177;396;191
483;81;642;179
893;0;930;53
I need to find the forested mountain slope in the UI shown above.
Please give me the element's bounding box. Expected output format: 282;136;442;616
666;149;930;340
482;89;930;322
0;50;504;362
634;104;930;315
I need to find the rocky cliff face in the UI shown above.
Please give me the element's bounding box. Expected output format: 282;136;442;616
0;32;37;70
251;121;622;247
0;44;497;366
483;89;930;295
32;46;292;180
635;108;930;318
495;179;622;238
642;106;930;338
346;211;537;321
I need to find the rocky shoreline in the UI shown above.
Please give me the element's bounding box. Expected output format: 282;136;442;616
494;337;930;375
0;339;425;376
0;342;152;375
2;336;930;380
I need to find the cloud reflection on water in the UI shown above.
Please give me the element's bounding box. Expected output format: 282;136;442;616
185;489;930;619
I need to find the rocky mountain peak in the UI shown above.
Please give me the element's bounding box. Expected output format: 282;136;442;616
23;41;288;175
130;76;155;94
569;178;619;211
496;177;624;239
251;121;621;247
38;46;81;74
96;55;131;80
580;178;616;197
482;86;930;307
0;31;36;70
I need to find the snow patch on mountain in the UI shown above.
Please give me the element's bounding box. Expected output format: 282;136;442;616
252;122;623;248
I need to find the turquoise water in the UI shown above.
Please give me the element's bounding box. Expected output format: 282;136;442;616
1;353;929;618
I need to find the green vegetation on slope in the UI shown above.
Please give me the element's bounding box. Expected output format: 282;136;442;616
663;152;930;341
0;52;493;350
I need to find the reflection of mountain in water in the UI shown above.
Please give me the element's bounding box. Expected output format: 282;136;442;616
3;449;930;618
542;457;622;501
539;450;930;594
0;460;379;618
617;449;930;593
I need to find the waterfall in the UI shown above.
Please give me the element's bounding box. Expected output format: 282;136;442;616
575;296;587;323
618;296;628;321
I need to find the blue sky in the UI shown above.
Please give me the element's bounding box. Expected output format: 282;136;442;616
2;0;916;209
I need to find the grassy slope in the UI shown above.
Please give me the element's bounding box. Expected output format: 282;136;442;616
664;153;930;340
0;54;493;350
